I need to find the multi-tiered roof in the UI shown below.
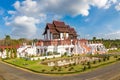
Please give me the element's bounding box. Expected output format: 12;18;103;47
43;20;77;39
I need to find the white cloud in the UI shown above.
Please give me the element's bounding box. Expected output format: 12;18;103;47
6;16;39;38
102;31;120;39
90;0;108;8
8;11;16;15
115;3;120;11
5;0;119;38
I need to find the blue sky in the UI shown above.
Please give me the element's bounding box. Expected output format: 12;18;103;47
0;0;120;39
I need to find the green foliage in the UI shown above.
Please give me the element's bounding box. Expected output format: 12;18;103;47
87;62;90;65
88;64;91;69
83;66;86;71
68;67;74;71
89;38;120;49
5;35;11;40
93;37;96;43
0;35;32;46
98;59;101;62
64;52;67;56
93;61;96;64
6;49;9;59
103;58;106;62
4;54;120;75
58;67;62;71
42;69;46;72
47;51;53;56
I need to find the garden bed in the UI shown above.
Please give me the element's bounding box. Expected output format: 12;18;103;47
3;55;120;75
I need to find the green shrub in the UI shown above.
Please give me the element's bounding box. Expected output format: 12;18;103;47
117;58;120;61
41;69;46;72
51;69;54;72
98;59;101;62
103;58;106;62
53;66;57;70
82;63;85;65
107;57;110;60
83;66;86;71
93;61;96;64
58;67;62;71
87;62;90;65
88;64;91;69
68;67;74;71
73;63;76;66
114;55;118;58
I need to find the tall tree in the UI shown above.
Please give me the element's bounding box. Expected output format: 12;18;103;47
4;35;11;46
93;37;96;43
5;35;11;40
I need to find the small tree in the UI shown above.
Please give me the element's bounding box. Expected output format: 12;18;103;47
53;66;57;70
98;59;101;62
64;52;67;56
6;49;9;59
88;64;91;69
41;69;46;72
114;55;118;58
83;66;86;71
107;56;110;60
58;67;62;71
93;60;96;64
87;62;90;65
10;49;13;58
13;49;17;58
68;67;74;71
103;58;106;62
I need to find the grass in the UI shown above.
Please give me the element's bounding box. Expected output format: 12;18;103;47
108;48;120;53
4;58;53;73
3;54;120;75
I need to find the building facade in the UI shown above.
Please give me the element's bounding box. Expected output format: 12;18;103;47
16;21;107;58
43;21;77;40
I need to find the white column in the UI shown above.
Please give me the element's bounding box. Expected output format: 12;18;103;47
60;33;63;40
51;33;53;40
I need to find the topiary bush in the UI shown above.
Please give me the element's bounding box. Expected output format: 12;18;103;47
68;67;74;71
93;60;96;64
41;69;46;72
98;59;101;62
83;66;86;71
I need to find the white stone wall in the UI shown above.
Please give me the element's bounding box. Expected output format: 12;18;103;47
17;45;37;57
17;42;107;58
25;46;37;55
66;33;69;39
0;50;7;58
46;46;54;52
88;43;107;54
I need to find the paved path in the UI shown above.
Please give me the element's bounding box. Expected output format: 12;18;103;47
0;61;120;80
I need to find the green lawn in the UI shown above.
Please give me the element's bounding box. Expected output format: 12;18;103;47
3;54;120;75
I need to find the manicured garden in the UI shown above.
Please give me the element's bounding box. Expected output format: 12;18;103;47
3;52;120;75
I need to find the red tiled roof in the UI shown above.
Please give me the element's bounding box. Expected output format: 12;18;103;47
0;45;20;49
43;23;59;34
80;39;88;42
56;26;69;33
43;20;77;37
53;20;65;27
47;23;59;34
66;25;77;36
